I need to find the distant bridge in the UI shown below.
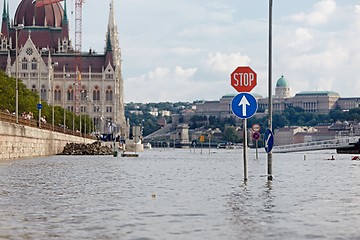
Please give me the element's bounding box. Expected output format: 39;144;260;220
272;136;360;153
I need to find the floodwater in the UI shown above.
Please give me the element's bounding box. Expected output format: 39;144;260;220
0;148;360;240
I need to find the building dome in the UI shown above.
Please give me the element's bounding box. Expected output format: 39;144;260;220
14;0;64;28
276;75;289;88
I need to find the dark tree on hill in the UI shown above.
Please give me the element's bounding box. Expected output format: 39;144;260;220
223;126;241;143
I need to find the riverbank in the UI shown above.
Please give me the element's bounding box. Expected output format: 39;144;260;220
0;120;94;160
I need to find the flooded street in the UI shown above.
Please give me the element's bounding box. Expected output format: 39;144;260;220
0;148;359;239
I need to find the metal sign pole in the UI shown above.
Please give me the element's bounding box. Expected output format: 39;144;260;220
243;119;248;181
208;135;211;155
267;0;273;181
256;140;259;160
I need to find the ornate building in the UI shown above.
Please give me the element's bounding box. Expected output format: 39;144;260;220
274;75;290;98
0;0;127;136
195;75;357;118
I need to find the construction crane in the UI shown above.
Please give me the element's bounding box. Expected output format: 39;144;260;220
74;0;83;54
74;0;83;118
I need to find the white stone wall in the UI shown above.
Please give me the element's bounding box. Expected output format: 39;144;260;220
0;121;94;161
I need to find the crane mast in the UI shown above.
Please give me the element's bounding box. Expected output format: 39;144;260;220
74;0;82;116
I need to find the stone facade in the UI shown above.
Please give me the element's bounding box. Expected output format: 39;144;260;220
0;120;94;160
0;0;127;136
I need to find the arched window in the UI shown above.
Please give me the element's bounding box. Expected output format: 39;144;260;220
31;58;37;70
106;86;113;101
54;86;61;101
67;86;74;101
41;85;47;100
21;57;28;70
93;86;100;101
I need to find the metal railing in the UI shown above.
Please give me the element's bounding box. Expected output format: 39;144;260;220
0;110;95;139
272;136;359;153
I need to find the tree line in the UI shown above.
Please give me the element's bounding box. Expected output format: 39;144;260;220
2;69;358;139
0;71;92;133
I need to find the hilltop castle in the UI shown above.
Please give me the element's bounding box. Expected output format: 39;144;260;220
0;0;127;136
196;75;360;117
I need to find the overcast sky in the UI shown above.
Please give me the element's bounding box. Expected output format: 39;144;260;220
11;0;360;103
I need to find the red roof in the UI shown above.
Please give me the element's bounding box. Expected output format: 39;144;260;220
15;0;64;27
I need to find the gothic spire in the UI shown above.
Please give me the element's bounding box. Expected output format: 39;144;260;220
63;0;68;22
105;0;116;52
61;0;69;40
106;30;112;51
1;0;9;38
105;0;121;62
108;0;116;32
2;0;6;21
6;0;8;21
105;0;126;136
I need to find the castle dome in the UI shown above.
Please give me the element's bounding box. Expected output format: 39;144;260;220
276;75;289;88
14;0;64;27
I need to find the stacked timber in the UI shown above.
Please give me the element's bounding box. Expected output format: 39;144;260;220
59;142;112;155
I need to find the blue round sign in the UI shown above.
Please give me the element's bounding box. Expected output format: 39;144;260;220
231;93;258;119
37;103;42;110
264;128;274;153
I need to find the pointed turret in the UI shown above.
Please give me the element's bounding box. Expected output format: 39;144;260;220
2;0;6;21
6;0;9;22
1;0;9;38
105;0;126;137
63;0;68;22
105;31;113;65
61;0;69;41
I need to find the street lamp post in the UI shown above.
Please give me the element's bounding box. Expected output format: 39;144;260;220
38;52;41;128
63;71;70;133
15;24;24;124
63;66;66;133
72;82;76;135
51;62;58;131
85;95;89;135
37;48;48;128
80;90;84;135
95;105;99;134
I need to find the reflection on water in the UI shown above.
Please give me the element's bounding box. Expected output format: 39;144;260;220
0;149;360;239
226;181;276;240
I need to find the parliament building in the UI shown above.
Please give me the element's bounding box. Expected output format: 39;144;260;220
0;0;127;135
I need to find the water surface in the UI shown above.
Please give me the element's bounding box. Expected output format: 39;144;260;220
0;149;359;239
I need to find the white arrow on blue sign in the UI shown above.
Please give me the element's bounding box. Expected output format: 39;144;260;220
264;128;274;153
231;93;258;119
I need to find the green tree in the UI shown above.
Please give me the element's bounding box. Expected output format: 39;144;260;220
0;70;93;133
223;126;241;143
273;114;290;129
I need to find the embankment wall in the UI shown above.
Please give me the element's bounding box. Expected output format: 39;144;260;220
0;121;94;160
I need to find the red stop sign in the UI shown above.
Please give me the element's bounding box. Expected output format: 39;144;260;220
231;66;257;92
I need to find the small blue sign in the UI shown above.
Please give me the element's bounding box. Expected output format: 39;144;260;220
264;128;274;153
231;93;258;119
37;103;42;110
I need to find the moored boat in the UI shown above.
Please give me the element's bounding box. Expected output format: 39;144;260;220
336;138;360;154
